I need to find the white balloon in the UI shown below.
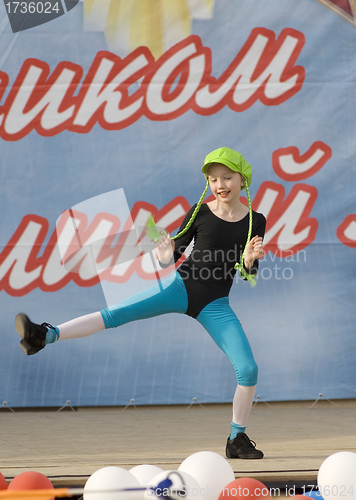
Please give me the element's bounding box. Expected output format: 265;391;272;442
145;469;203;500
178;451;235;500
84;466;142;500
130;465;164;487
318;451;356;500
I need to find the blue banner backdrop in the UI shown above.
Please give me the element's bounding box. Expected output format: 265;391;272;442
0;0;355;407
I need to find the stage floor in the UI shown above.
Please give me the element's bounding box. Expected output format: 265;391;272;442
1;400;355;490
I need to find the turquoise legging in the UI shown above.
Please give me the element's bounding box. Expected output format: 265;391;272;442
100;272;258;386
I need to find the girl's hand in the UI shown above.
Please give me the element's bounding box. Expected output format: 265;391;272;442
244;236;264;269
156;233;175;265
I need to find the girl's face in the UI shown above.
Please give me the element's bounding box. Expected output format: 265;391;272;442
207;163;244;203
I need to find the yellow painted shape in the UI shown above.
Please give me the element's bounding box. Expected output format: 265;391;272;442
129;0;163;59
83;0;96;18
105;0;124;44
163;0;191;38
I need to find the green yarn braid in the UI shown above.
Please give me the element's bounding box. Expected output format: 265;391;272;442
172;179;209;241
234;179;256;286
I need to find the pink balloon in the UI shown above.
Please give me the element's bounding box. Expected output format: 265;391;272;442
218;478;270;500
8;471;54;500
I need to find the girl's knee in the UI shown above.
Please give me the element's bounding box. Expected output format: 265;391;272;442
237;360;258;386
100;308;114;329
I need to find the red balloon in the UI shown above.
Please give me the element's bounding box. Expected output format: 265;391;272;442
218;478;271;500
8;471;54;500
0;472;7;490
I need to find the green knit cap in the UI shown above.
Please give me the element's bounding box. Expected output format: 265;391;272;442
201;147;252;189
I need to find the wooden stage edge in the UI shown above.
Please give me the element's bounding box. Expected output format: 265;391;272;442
1;399;355;489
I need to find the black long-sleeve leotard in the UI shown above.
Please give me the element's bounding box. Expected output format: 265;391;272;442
167;203;266;318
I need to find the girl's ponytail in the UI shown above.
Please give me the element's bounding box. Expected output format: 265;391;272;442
234;179;256;286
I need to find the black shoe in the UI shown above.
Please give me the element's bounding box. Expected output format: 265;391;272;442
15;313;50;355
226;433;264;459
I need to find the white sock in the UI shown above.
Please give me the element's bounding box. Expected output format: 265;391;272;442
58;312;105;340
232;384;256;427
